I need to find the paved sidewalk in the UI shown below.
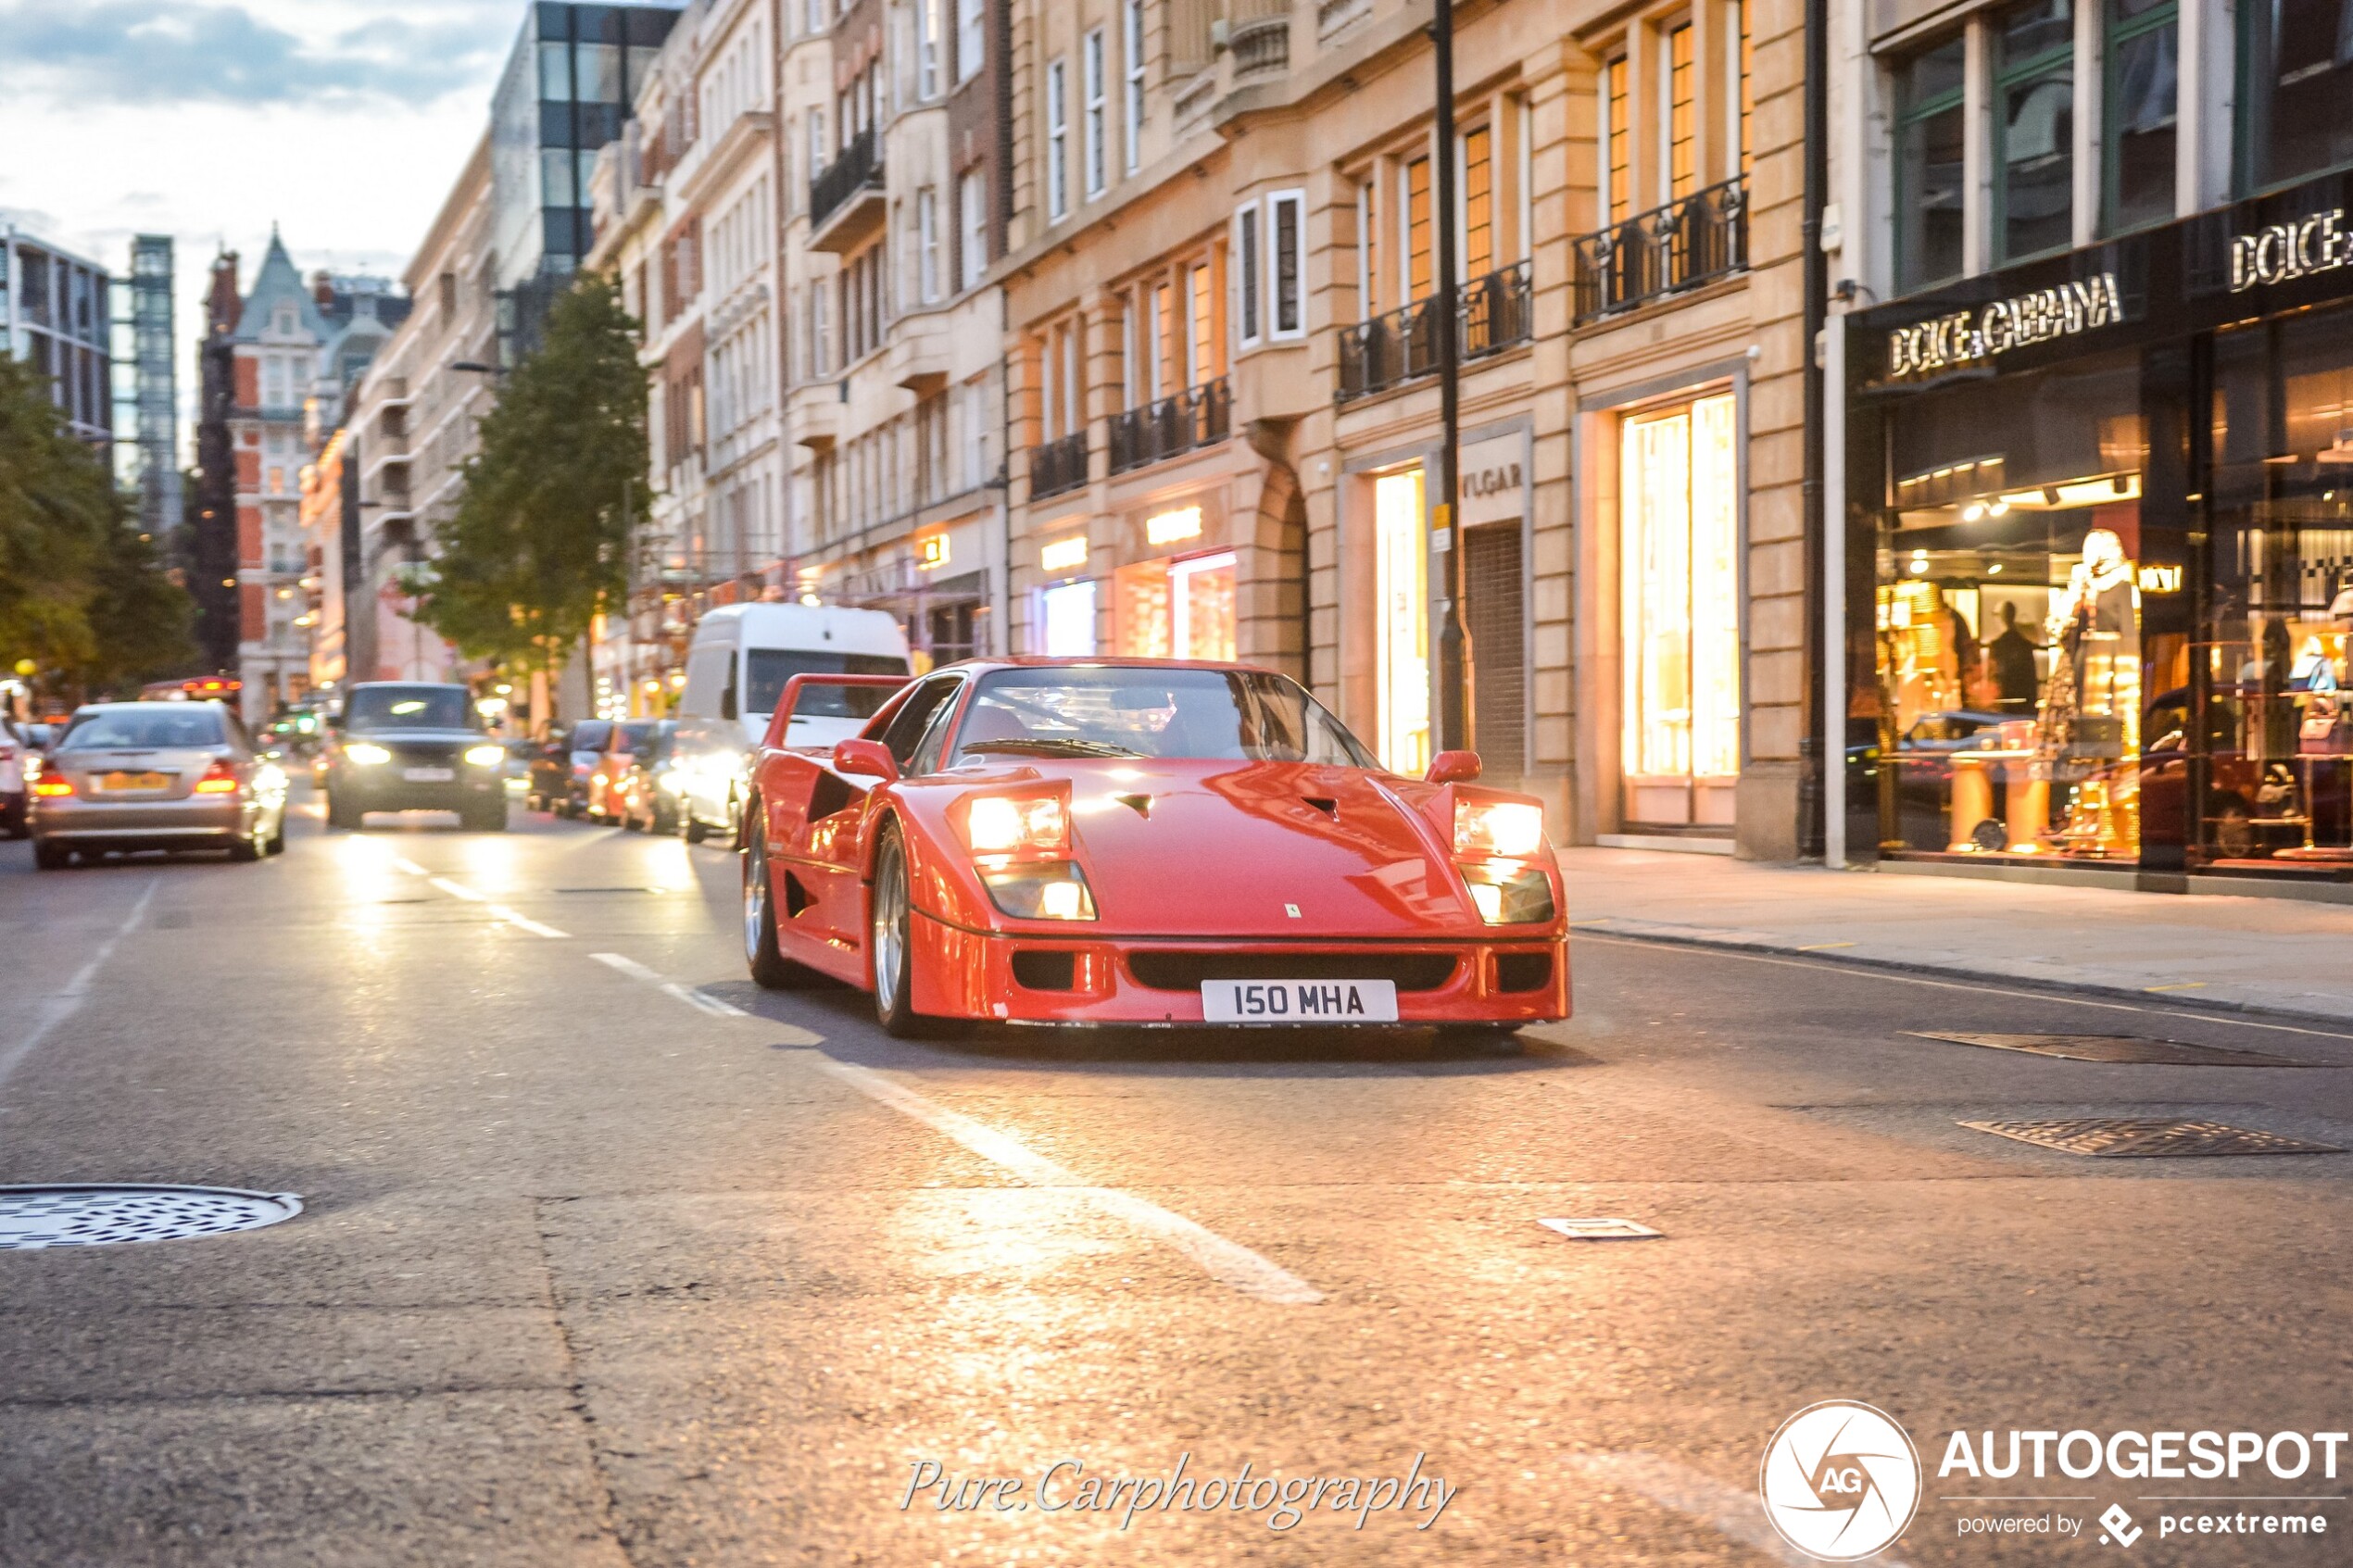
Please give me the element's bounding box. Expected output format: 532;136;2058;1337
1561;847;2353;1024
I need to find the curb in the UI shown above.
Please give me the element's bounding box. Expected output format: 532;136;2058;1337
1572;918;2353;1032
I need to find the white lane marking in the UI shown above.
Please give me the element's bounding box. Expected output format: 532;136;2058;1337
0;879;159;1096
588;951;768;1022
392;857;428;876
489;905;570;940
1567;1451;1916;1568
429;876;484;902
1576;931;2353;1045
804;1056;1327;1306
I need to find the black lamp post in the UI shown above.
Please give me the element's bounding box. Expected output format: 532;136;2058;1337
1431;0;1470;755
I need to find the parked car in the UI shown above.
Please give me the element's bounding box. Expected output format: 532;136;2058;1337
586;719;663;824
320;683;509;832
615;721;684;833
0;715;30;838
29;701;287;868
739;659;1569;1040
673;602;912;846
525;719;611;817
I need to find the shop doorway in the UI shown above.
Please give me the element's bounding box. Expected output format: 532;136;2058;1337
1373;468;1430;775
1620;392;1741;825
1463;520;1527;784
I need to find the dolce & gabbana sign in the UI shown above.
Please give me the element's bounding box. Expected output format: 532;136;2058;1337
1886;273;2126;379
2230;207;2351;292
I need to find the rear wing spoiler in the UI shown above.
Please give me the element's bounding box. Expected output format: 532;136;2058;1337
760;673;915;750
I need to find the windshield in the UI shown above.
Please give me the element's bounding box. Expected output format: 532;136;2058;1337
613;720;661;754
747;648;911;720
346;686;474;732
60;709;227;750
953;667;1378;766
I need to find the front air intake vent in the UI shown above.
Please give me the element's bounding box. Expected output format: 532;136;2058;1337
1127;951;1458;992
1011;950;1078;990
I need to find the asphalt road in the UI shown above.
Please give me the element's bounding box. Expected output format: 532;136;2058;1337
1;790;2347;1567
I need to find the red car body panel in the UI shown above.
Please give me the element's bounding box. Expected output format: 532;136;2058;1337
744;659;1571;1025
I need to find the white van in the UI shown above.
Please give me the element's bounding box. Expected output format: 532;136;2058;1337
671;603;913;843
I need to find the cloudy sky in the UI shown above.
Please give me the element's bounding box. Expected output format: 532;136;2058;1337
0;0;534;448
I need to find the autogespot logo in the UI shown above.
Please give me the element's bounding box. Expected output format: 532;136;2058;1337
1759;1400;1924;1562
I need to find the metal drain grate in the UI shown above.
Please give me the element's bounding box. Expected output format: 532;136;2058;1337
1958;1118;2343;1157
1910;1032;2316;1067
0;1185;304;1249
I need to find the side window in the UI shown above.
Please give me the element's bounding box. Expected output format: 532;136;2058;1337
876;677;961;768
907;681;967;775
720;656;739;721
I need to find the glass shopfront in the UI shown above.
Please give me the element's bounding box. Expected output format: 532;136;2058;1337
1374;468;1431;775
1845;167;2353;881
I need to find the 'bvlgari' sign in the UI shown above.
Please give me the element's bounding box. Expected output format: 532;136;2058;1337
2231;207;2351;293
1887;273;2126;379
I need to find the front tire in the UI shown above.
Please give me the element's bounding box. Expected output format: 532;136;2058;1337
743;813;818;989
870;827;930;1037
465;798;509;833
228;828;262;862
326;792;361;831
681;802;710;843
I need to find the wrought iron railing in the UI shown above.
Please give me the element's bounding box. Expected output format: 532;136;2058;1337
1028;431;1089;499
1108;378;1230;474
1570;176;1747;323
810;127;884;231
1337;261;1533;403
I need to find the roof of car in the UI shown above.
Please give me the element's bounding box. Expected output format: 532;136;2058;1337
940;657;1290;676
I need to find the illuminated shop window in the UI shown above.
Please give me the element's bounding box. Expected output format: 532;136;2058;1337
1114;548;1236;662
1039;578;1098;655
1621;393;1741;823
1375;468;1430;776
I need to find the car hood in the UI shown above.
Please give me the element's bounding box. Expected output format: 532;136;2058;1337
990;759;1486;937
345;728;485;746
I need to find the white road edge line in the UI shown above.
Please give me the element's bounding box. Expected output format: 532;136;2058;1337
391;857;429;876
428;876;484;902
0;878;160;1097
488;905;569;940
804;1056;1327;1307
588;951;759;1021
1566;1451;1915;1568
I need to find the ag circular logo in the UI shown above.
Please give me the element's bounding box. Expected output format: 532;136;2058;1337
1758;1400;1922;1562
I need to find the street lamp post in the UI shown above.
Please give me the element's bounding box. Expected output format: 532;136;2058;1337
1430;0;1471;755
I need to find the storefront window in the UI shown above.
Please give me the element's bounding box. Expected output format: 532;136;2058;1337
1374;469;1429;774
1039;579;1097;655
1873;353;2150;859
2236;0;2353;194
2200;304;2353;870
1621;393;1741;824
1114;550;1238;661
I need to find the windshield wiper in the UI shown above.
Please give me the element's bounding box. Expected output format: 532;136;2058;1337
961;738;1143;759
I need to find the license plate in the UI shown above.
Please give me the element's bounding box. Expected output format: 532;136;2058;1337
1200;978;1400;1023
96;771;171;794
402;767;456;783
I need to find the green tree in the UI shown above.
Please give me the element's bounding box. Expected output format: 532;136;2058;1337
0;355;195;698
414;273;649;689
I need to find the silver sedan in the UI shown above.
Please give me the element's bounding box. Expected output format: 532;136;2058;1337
30;701;288;869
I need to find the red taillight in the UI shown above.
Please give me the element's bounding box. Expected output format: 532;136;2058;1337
193;759;241;795
32;777;74;798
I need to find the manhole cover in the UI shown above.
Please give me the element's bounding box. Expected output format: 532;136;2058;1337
0;1185;304;1249
1910;1032;2317;1067
1958;1119;2343;1157
1539;1217;1663;1240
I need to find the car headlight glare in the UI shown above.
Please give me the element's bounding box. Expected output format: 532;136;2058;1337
981;863;1097;921
1459;859;1557;924
1453;799;1546;859
464;744;506;768
346;743;392;766
966;793;1070;855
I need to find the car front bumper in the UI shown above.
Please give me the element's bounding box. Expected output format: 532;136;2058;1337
908;919;1571;1025
332;772;504;810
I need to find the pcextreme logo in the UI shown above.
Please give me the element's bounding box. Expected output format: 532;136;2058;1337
1759;1400;1924;1562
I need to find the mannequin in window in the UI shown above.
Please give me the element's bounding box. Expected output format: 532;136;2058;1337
2038;528;2138;759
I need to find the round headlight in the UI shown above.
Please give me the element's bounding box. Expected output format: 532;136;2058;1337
464;745;506;768
345;743;392;766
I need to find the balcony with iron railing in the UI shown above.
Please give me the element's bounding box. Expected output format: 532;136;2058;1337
1570;176;1747;324
1028;431;1089;500
1108;378;1230;475
809;127;887;254
1336;260;1532;404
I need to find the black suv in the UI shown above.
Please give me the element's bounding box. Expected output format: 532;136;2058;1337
323;683;509;832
